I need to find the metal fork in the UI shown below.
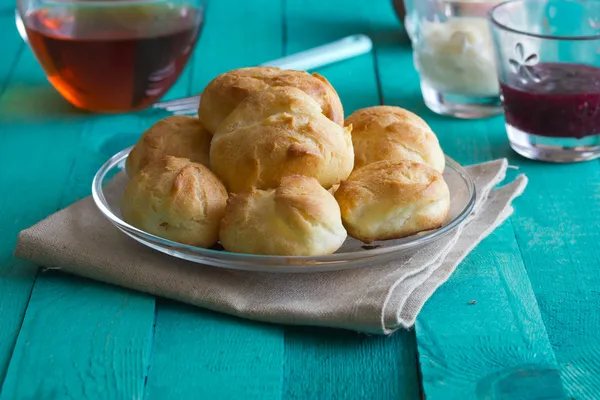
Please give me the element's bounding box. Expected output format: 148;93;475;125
152;34;373;115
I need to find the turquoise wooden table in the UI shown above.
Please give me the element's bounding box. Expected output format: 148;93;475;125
0;0;598;398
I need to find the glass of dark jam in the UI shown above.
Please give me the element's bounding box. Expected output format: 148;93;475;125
489;0;600;163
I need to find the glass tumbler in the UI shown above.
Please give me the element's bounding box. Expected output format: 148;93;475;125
17;0;205;113
405;0;503;119
489;0;600;163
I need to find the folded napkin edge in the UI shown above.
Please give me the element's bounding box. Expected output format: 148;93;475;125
384;174;529;333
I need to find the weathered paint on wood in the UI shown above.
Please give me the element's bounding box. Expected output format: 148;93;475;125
0;0;598;398
502;160;600;399
0;111;157;399
0;43;88;384
0;25;192;396
143;2;287;399
372;13;566;399
145;301;285;400
0;274;155;400
282;0;420;399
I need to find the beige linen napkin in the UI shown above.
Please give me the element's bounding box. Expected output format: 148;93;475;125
15;159;527;334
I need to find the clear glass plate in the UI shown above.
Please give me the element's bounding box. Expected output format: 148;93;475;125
92;147;476;273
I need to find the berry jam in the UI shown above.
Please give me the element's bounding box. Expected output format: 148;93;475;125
500;63;600;139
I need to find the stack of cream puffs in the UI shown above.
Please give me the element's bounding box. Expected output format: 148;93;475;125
120;66;450;257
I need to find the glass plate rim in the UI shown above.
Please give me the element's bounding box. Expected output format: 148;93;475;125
92;146;477;267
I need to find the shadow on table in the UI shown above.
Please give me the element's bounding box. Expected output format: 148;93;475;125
285;324;392;342
285;17;410;49
26;271;407;349
155;297;292;334
0;84;88;122
370;27;411;48
157;297;404;343
154;296;395;341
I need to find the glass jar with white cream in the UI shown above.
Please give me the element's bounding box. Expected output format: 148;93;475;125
405;0;503;119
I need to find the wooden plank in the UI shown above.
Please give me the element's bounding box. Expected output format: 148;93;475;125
0;274;154;400
375;25;598;399
390;6;600;395
282;1;420;399
0;115;158;400
143;1;287;399
0;33;194;395
371;8;565;399
283;0;380;114
416;222;564;399
0;23;201;390
145;301;284;400
0;0;16;12
0;15;24;98
487;155;600;398
0;0;199;390
479;98;600;398
284;328;420;400
0;42;88;385
0;14;27;381
189;0;287;95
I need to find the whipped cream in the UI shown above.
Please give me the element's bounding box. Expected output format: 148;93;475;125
414;17;499;97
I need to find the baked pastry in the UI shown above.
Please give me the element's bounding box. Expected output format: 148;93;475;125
126;116;211;178
334;160;450;243
198;67;344;133
345;106;445;173
219;175;347;256
121;156;228;247
210;87;354;193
